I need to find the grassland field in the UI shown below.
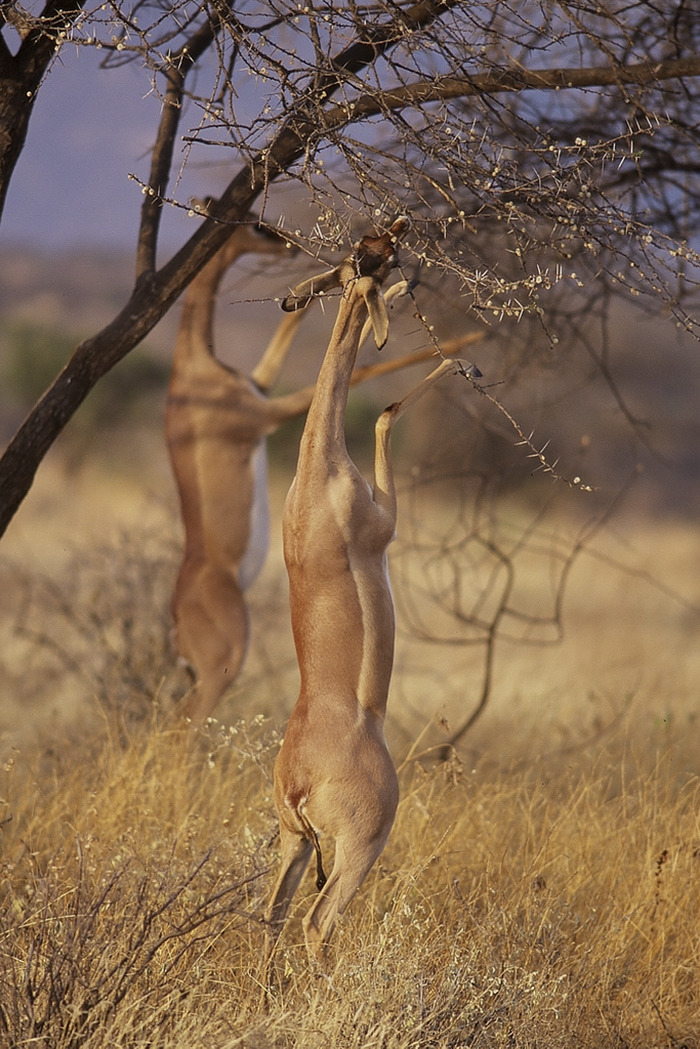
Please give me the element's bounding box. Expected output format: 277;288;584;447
0;418;698;1049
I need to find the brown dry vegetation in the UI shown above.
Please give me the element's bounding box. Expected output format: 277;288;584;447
1;430;699;1047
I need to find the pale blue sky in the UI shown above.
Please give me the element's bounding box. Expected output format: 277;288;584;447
3;46;212;252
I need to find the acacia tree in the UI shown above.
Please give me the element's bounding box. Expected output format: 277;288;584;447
1;0;699;542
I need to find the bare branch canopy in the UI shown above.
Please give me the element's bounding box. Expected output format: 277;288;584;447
1;0;700;536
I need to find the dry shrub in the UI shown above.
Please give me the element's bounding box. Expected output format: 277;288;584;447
0;513;298;746
0;720;279;1047
1;522;179;738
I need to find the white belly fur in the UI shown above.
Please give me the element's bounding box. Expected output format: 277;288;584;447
237;438;271;592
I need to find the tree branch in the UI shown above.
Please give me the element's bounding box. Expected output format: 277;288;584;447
323;55;700;126
135;13;226;280
0;0;465;537
322;0;463;93
3;2;700;540
0;1;86;219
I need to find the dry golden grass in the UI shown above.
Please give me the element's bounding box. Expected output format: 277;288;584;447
1;715;699;1047
1;453;699;1047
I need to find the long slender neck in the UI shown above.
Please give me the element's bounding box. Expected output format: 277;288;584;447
301;285;368;451
173;238;249;367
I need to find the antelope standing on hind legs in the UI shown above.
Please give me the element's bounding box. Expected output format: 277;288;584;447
165;219;305;724
266;218;480;962
166;219;481;725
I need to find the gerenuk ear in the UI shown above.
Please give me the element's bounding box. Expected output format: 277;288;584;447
281;267;343;312
358;279;411;349
361;282;390;349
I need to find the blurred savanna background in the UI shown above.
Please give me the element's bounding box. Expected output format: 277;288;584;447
2;2;700;1046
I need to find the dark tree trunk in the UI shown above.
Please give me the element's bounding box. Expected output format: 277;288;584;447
0;1;86;222
0;0;457;539
0;142;302;538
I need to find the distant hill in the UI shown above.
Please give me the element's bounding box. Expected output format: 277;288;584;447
0;242;321;366
0;245;136;340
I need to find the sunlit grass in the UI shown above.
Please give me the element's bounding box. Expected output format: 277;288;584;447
1;457;699;1046
1;703;699;1046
